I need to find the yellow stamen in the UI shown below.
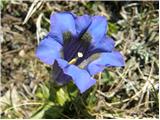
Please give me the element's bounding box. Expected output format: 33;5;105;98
69;58;77;64
68;52;83;64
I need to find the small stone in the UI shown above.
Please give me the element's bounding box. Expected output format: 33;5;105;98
13;58;19;65
19;50;25;57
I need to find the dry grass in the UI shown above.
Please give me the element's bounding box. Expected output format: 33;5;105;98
1;1;159;119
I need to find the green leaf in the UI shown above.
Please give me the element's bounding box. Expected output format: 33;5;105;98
67;82;78;98
35;83;49;100
101;70;114;84
30;102;54;119
108;22;119;36
43;106;63;119
86;93;97;108
56;88;70;106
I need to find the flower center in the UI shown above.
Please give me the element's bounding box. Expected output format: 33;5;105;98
63;32;72;44
63;31;92;65
79;32;92;48
68;52;83;64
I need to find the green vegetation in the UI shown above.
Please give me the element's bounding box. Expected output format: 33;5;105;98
1;1;159;119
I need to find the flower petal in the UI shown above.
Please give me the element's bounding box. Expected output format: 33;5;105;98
75;36;115;65
87;16;107;44
50;12;77;44
87;51;125;75
90;36;115;52
36;35;62;65
75;15;92;35
52;60;71;85
56;59;96;93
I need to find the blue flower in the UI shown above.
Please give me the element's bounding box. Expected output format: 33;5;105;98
36;12;125;93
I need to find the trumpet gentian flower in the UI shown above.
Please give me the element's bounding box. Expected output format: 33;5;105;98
36;12;125;93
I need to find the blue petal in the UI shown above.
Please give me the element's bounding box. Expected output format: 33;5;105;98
52;60;71;85
36;35;62;65
75;15;91;35
57;59;96;93
75;36;115;66
87;16;107;44
90;36;115;52
50;12;77;44
87;51;125;75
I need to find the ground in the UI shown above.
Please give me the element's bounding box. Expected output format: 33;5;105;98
1;1;159;119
